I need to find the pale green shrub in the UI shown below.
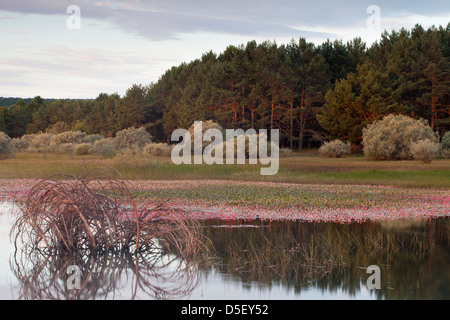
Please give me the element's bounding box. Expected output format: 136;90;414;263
441;150;450;159
114;127;152;151
362;114;438;160
29;133;54;152
143;142;173;157
93;138;116;158
410;139;440;163
441;131;450;150
21;134;37;144
440;131;450;159
74;143;94;155
49;143;76;154
0;132;16;159
215;132;274;160
318;140;350;158
12;137;29;152
83;134;104;144
186;120;224;151
50;131;87;145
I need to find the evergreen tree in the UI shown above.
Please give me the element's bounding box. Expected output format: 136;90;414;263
317;62;406;144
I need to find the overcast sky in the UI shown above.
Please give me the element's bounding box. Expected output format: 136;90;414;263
1;0;449;99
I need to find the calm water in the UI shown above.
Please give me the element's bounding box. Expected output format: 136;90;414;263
0;202;449;300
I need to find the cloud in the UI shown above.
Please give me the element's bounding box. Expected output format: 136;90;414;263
1;0;448;98
0;41;178;97
0;43;173;78
1;0;448;42
106;8;337;40
0;0;361;40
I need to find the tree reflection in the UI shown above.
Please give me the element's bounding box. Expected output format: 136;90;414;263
202;218;450;299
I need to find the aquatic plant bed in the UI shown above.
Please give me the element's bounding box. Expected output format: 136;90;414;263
1;179;449;223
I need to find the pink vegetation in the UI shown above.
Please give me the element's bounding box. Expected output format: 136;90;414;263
1;179;449;223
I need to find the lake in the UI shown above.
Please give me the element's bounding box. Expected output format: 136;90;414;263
0;202;449;300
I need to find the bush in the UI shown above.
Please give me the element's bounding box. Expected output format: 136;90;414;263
362;114;438;160
410;139;440;163
143;143;173;157
49;143;76;155
215;132;275;160
29;133;54;152
186;120;224;150
318;140;350;158
441;131;450;159
93;138;116;158
114;127;152;151
0;132;16;159
74;143;94;155
21;134;37;144
50;131;87;145
12;137;30;152
47;121;70;134
441;131;450;150
279;147;293;158
83;134;104;144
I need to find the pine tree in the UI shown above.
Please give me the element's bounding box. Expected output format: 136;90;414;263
416;28;450;134
317;62;405;144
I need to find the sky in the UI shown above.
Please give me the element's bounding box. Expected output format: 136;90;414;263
0;0;449;99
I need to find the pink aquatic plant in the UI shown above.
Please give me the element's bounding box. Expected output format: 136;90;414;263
2;179;449;223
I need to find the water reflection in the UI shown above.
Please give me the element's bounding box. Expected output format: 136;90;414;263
5;172;213;300
10;238;210;300
201;218;450;300
4;207;450;300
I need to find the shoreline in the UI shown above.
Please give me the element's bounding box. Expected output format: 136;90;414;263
1;178;449;223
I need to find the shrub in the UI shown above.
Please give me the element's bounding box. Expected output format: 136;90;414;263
50;131;87;145
441;131;450;150
93;138;116;158
362;114;438;160
0;132;16;159
186;120;224;150
114;127;152;151
410;139;440;163
49;143;76;155
29;133;54;152
279;147;293;158
143;143;173;157
12;137;30;152
74;143;94;155
83;134;104;144
215;132;275;160
21;134;37;144
47;121;70;134
441;131;450;159
318;140;350;158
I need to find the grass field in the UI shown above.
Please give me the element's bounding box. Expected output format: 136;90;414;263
0;151;449;189
1;151;448;222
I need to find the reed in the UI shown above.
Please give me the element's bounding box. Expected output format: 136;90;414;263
9;169;213;299
10;169;207;256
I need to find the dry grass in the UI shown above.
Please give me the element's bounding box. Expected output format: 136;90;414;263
9;168;213;299
10;168;208;255
1;151;449;188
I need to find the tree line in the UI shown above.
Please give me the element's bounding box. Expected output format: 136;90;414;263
1;23;448;150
